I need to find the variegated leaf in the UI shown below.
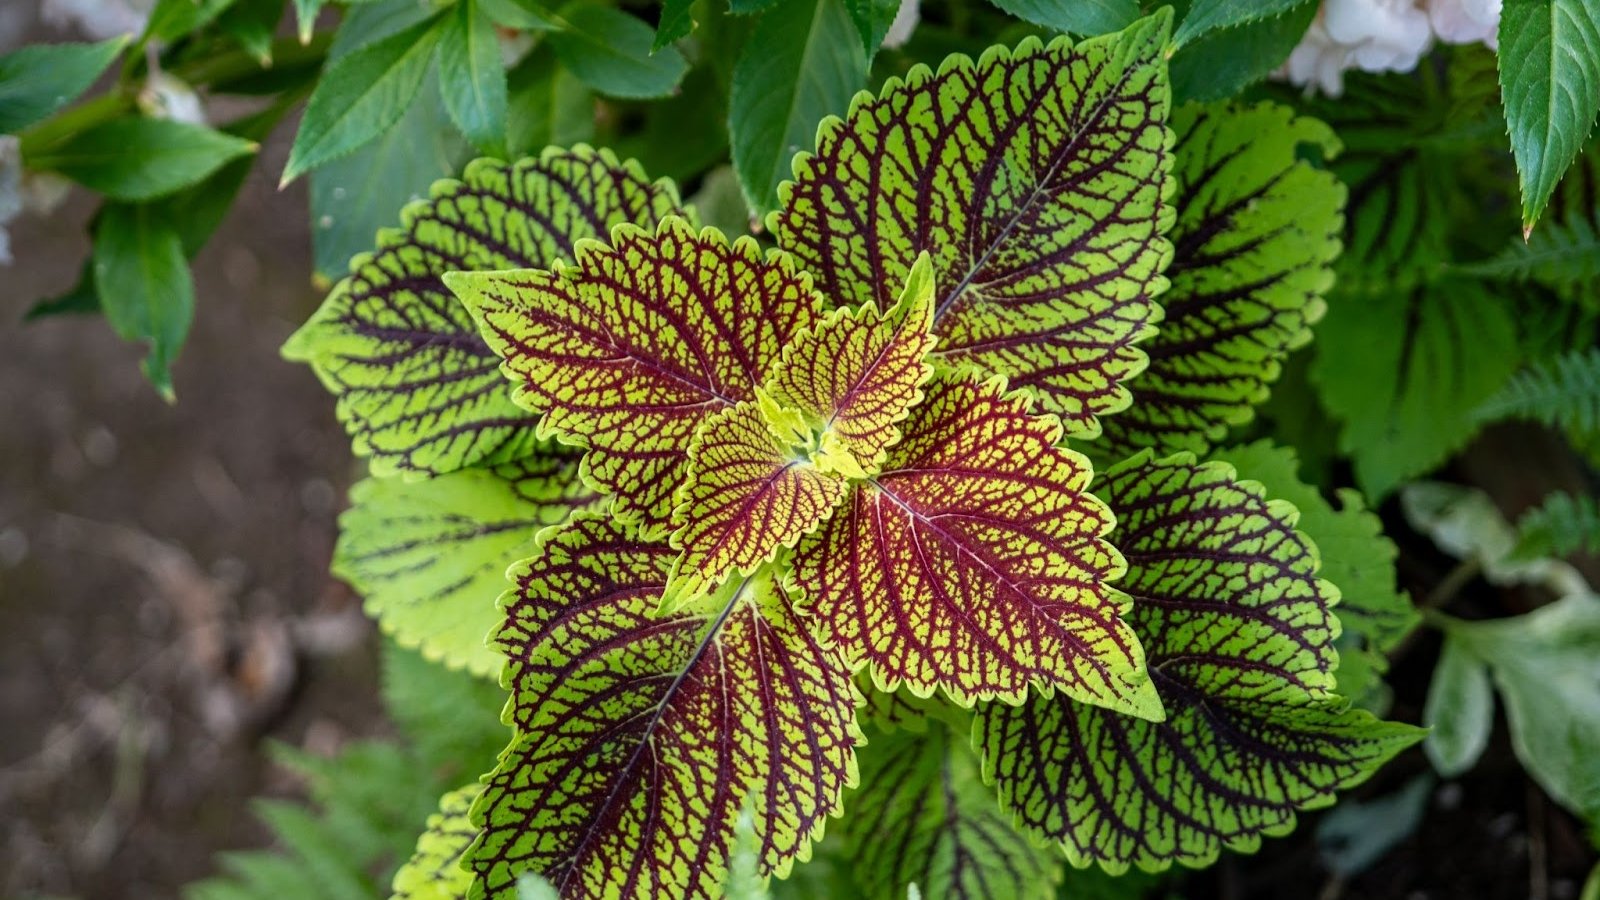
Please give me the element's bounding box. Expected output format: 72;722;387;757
976;453;1423;872
392;783;482;900
774;14;1175;438
450;218;824;533
471;515;860;899
792;370;1160;719
283;147;685;477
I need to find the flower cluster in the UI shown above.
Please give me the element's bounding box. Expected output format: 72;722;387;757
1279;0;1501;96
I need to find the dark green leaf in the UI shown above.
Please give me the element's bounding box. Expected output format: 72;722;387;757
282;12;446;185
293;0;324;44
1169;0;1317;102
92;203;195;398
0;37;128;135
730;0;784;12
504;49;594;159
1172;0;1314;47
547;4;688;99
1498;0;1600;232
477;0;558;30
217;0;287;65
439;0;509;156
613;66;727;182
729;0;866;215
655;0;697;49
145;0;239;42
25;262;99;320
984;0;1138;34
26;116;257;201
843;0;901;56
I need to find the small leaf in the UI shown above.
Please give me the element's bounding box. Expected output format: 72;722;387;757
1510;492;1600;561
392;784;483;900
1168;0;1317;103
665;402;848;607
1316;776;1434;879
842;0;901;56
471;516;860;898
792;370;1161;717
984;0;1138;34
776;16;1175;439
438;0;509;157
1171;0;1315;48
546;4;688;99
841;725;1061;900
1476;347;1600;437
449;217;823;531
1423;638;1494;778
337;452;599;678
294;0;324;44
285;148;684;478
729;0;867;216
1097;101;1344;457
976;453;1423;871
0;37;127;135
764;253;937;476
1498;0;1600;232
144;0;239;42
655;0;696;49
26;117;256;201
282;13;446;185
217;0;285;66
92;203;195;398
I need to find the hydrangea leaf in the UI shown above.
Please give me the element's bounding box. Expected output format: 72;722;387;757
774;14;1176;439
975;453;1423;872
663;401;849;607
471;515;860;899
392;784;483;900
840;724;1061;900
449;218;824;533
792;370;1161;718
1099;102;1344;457
336;450;597;677
283;147;686;478
764;253;938;477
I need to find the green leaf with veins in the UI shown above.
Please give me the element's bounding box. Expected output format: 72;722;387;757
438;0;509;158
1168;0;1317;103
450;217;822;533
1097;102;1343;458
92;203;194;399
392;784;483;900
977;453;1422;871
792;370;1161;718
285;148;686;478
775;13;1175;438
470;515;860;899
27;117;257;202
1497;0;1600;232
841;724;1061;900
985;0;1139;34
547;4;688;99
1171;0;1314;48
0;36;127;134
337;451;598;678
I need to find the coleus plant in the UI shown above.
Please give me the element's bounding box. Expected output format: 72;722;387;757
286;11;1423;900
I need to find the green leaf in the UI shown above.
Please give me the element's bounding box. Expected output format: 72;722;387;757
1464;211;1600;301
439;0;509;157
282;13;447;185
0;37;127;134
26;117;256;201
976;453;1423;872
729;0;867;215
477;0;558;30
92;203;195;398
1168;1;1318;104
764;254;937;476
1171;0;1314;48
392;784;483;900
840;725;1061;900
1497;0;1600;232
664;401;848;606
984;0;1138;35
611;66;729;183
285;148;685;478
449;217;823;532
1098;102;1343;457
309;76;469;283
25;261;99;320
1423;638;1494;777
1510;491;1600;561
1311;280;1522;499
470;515;860;898
337;452;598;678
792;370;1161;717
843;0;901;56
217;0;285;66
1316;775;1433;878
1214;440;1419;703
1477;347;1600;437
293;0;324;44
655;0;696;49
145;0;239;42
382;641;511;776
776;16;1175;439
1441;593;1600;821
687;165;753;238
546;4;688;99
505;49;595;160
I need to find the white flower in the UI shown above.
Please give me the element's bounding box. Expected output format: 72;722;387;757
884;0;920;50
1277;0;1434;96
138;72;207;126
1427;0;1501;48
